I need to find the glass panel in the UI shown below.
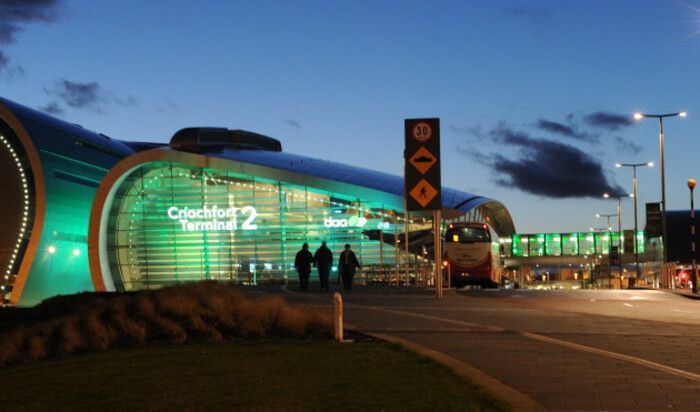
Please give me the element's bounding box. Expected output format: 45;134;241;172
500;238;512;257
562;234;579;256
529;234;545;257
611;232;620;252
512;235;527;257
545;234;561;256
578;232;595;255
596;233;611;254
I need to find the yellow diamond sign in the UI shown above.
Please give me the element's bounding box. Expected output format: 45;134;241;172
409;179;439;207
409;146;437;175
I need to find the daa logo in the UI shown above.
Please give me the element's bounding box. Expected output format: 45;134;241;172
324;216;367;228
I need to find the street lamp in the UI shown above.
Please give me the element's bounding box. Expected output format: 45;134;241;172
615;161;654;287
603;193;633;288
596;213;618;288
633;112;687;267
590;226;608;257
596;213;617;232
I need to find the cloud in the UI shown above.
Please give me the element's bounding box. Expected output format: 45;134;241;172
450;124;482;137
154;95;179;113
286;119;301;130
115;95;137;107
38;101;64;116
502;5;551;20
614;136;643;156
501;5;552;30
44;79;104;111
0;0;63;73
584;111;634;131
0;0;62;43
537;119;575;136
43;79;137;113
462;121;624;198
536;118;597;143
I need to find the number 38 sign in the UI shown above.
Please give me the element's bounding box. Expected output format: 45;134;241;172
405;118;441;211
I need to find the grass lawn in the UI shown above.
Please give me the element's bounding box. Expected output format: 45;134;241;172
0;339;512;411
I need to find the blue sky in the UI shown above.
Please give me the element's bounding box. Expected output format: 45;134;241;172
2;0;700;234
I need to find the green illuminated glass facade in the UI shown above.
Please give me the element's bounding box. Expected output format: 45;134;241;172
545;234;561;255
501;231;645;257
1;96;516;305
106;161;430;291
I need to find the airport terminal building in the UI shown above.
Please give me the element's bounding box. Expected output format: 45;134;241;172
0;96;515;306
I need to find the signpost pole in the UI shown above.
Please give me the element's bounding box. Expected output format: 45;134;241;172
405;118;441;298
394;224;399;286
404;207;410;287
689;179;698;293
434;209;442;299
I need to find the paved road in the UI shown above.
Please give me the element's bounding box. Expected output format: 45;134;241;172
249;285;700;411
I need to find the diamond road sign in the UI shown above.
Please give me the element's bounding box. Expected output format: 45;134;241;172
409;146;437;175
409;179;439;208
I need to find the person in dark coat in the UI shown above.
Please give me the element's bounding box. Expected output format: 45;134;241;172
314;241;333;291
294;243;313;291
338;243;361;290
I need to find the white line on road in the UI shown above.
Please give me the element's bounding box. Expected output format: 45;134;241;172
349;302;700;383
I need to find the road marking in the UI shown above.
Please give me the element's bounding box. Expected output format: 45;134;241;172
623;303;634;307
348;302;700;383
280;287;700;382
521;332;700;382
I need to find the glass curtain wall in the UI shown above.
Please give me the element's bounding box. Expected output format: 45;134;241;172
107;161;427;291
502;232;645;257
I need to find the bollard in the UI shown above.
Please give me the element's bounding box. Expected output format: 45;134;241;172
333;292;343;341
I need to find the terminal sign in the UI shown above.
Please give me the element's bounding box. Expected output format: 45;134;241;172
167;205;258;232
405;118;441;211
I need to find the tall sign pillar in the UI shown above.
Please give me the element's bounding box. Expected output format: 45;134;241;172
405;118;442;298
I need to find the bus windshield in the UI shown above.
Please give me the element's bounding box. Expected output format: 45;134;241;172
446;226;491;243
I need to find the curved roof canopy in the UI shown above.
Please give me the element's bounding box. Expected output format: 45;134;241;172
182;146;515;236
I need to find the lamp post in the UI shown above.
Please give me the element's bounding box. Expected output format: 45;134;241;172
590;226;609;256
616;162;654;287
590;227;609;285
603;193;633;288
689;179;698;294
595;214;616;231
634;112;687;267
596;213;618;288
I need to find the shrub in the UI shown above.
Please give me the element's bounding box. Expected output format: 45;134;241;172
0;281;332;367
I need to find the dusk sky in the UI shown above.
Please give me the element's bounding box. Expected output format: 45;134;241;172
2;0;700;234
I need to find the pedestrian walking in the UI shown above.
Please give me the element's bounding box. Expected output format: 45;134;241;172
294;243;313;291
314;241;333;291
338;243;361;290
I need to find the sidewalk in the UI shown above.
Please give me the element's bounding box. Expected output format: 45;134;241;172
670;288;700;300
279;285;700;411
